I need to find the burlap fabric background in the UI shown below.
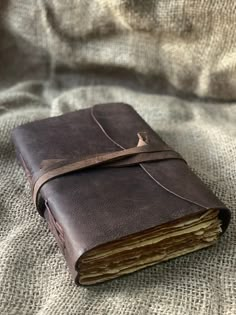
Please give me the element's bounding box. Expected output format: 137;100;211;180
0;1;235;314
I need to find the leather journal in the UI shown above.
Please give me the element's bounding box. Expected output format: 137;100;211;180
11;103;231;285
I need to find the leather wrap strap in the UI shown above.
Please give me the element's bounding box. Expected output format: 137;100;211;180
33;141;185;209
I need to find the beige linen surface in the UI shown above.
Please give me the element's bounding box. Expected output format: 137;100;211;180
0;1;235;314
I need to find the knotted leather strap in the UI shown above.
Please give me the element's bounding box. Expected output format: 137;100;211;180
32;134;185;209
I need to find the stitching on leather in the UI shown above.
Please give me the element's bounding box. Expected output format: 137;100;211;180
45;201;65;251
90;105;207;209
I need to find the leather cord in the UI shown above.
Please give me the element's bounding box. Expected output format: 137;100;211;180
33;138;185;208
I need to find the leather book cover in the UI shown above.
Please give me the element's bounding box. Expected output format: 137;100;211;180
11;103;230;285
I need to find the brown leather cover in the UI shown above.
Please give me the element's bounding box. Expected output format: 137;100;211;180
11;103;230;284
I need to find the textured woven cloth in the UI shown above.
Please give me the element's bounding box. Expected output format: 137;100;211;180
0;1;235;314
